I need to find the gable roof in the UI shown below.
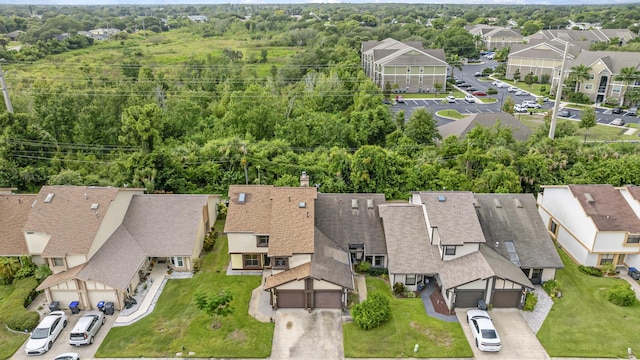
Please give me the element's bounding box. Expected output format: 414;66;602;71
314;193;387;255
36;263;87;291
378;204;438;275
225;185;317;256
568;184;640;232
24;186;121;257
479;245;534;289
509;39;586;60
438;113;532;141
416;192;486;246
376;47;447;66
529;29;635;44
0;193;37;256
474;193;563;269
570;50;640;74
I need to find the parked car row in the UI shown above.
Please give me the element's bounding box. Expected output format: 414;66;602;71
25;310;106;356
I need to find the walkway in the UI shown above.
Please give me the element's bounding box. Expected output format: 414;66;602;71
521;285;553;334
420;280;458;322
620;271;640;300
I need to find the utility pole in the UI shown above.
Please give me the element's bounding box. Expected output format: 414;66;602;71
549;40;569;139
0;62;13;113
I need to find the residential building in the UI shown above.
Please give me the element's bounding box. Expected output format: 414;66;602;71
466;25;525;50
437;112;532;142
506;39;587;80
25;186;219;310
0;188;36;257
528;29;636;46
538;184;640;269
361;38;447;93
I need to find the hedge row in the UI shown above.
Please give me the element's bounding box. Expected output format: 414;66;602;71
578;265;603;277
0;277;40;332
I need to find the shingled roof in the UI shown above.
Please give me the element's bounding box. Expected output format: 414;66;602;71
24;186;121;257
438;113;532;142
474;194;563;269
568;184;640;232
416;192;486;246
0;193;37;256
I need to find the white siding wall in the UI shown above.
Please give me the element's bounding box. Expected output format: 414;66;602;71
66;254;87;268
538;188;597;249
443;243;479;261
625;254;640;269
289;254;312;268
556;226;591;264
541;268;556;282
227;233;268;253
25;233;50;257
457;279;486;290
89;190;142;259
593;231;628;253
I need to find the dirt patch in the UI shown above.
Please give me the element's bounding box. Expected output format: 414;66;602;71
430;289;455;316
209;321;221;330
226;329;246;341
286;321;293;329
409;321;453;347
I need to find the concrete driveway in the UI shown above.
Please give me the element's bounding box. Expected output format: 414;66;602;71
12;309;116;360
271;309;343;360
457;308;550;360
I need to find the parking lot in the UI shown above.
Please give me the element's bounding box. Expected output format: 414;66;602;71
12;309;116;360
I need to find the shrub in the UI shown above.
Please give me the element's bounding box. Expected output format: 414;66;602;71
192;258;201;273
523;292;538;311
606;283;636;306
542;279;561;295
368;268;388;277
351;293;391;330
0;277;40;331
487;87;498;95
13;265;36;280
578;265;603;277
392;282;406;296
203;231;218;252
356;261;371;273
217;201;228;219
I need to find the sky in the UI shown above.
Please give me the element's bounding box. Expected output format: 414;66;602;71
1;0;639;5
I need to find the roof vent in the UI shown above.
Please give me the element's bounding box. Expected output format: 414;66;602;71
585;193;595;203
515;199;523;208
31;199;37;208
351;199;358;209
505;241;521;267
494;199;502;208
238;193;246;204
298;201;306;208
44;193;55;203
438;195;446;202
367;199;374;209
91;203;99;210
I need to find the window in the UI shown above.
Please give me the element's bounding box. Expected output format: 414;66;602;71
444;246;456;256
406;274;416;285
256;235;269;247
549;220;558;235
273;257;288;269
374;256;384;267
52;258;64;267
612;86;622;94
171;257;184;267
419;66;424;73
585;84;593;90
407;66;411;73
589;74;595;80
600;254;614;265
243;254;260;268
628;235;640;244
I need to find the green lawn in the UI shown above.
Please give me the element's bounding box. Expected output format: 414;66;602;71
436;109;466;120
537;249;640;357
95;220;274;358
0;284;30;360
343;277;472;358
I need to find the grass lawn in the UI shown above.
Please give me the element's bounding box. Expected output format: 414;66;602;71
537;249;640;357
343;277;472;358
436;109;465;120
0;284;30;360
95;220;274;358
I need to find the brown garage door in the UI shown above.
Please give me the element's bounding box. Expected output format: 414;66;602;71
492;290;522;308
314;291;342;308
276;290;305;308
454;290;485;308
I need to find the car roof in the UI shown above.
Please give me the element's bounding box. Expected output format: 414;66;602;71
39;312;64;327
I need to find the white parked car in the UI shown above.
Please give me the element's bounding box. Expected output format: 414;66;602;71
514;104;528;113
446;95;456;103
507;86;519;92
25;311;68;355
69;311;106;346
491;80;502;87
522;101;541;109
515;90;529;96
464;94;475;103
467;310;502;352
496;82;510;88
55;353;80;360
611;118;625;126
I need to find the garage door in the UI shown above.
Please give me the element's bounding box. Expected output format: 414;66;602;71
314;291;342;308
276;290;305;308
454;290;485;308
492;290;522;308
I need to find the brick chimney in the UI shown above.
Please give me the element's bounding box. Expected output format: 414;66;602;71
300;171;309;187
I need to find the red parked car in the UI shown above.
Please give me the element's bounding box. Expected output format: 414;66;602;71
471;91;487;97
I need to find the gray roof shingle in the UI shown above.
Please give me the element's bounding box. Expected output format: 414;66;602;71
438;113;532;141
417;192;486;246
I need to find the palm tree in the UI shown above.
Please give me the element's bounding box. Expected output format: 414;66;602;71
446;54;463;78
568;64;592;93
0;257;20;283
615;66;640;106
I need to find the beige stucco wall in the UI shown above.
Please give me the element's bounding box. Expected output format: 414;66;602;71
313;279;342;290
456;279;486;290
66;254;88;268
227;233;268;254
542;268;556;282
289;254;312;268
493;278;522;290
277;280;305;290
442;243;479;261
25;232;50;257
88;189;143;260
230;254;243;269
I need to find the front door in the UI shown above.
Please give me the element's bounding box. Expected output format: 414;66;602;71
530;269;543;285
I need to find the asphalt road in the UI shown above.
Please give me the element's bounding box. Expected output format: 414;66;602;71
395;59;639;128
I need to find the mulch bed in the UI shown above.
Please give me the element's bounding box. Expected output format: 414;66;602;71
430;288;456;316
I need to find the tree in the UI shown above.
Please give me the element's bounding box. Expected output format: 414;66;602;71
615;66;640;106
0;257;20;283
194;290;233;317
579;107;597;143
404;108;440;145
119;103;163;153
502;96;515;115
513;69;521;82
568;64;592;93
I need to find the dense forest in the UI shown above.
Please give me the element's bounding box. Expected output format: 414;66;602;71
1;4;640;198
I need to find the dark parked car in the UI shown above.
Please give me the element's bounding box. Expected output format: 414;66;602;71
612;107;622;114
458;83;472;88
627;107;638;116
559;109;571;117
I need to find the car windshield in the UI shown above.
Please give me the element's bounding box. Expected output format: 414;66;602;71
31;327;49;339
481;329;498;339
55;357;75;360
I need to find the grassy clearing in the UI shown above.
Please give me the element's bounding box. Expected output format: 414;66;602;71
343;277;472;358
538;249;640;357
0;284;30;360
95;220;273;358
436;109;465;120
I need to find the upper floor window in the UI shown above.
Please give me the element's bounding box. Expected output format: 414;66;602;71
52;257;64;267
627;235;640;244
600;254;614;265
549;220;559;235
257;235;269;247
444;246;456;256
406;274;416;285
273;257;289;269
